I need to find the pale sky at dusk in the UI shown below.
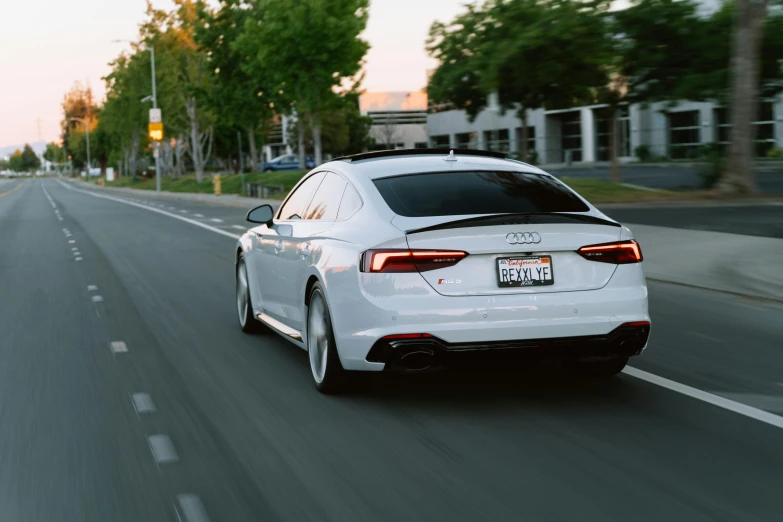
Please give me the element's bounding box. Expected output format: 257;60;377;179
0;0;466;148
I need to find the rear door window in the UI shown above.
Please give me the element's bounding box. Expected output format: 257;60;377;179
372;171;588;217
303;173;347;220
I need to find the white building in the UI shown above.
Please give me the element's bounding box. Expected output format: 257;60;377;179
360;91;429;150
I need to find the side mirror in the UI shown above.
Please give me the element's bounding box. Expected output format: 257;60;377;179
246;204;274;225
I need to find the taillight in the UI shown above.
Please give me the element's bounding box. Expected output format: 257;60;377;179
577;240;643;264
360;249;468;273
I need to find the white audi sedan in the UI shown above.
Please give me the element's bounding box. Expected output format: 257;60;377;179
235;149;650;393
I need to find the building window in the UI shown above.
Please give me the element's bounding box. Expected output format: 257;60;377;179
515;126;536;161
455;132;478;149
414;142;429;149
430;135;450;147
715;102;777;157
668;110;701;159
483;129;510;152
595;107;631;161
561;112;582;162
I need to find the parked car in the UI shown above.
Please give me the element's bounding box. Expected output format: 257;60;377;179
260;154;315;172
236;149;650;393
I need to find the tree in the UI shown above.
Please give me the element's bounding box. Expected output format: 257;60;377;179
8;149;23;172
239;0;370;168
19;145;41;172
60;82;99;169
717;0;774;194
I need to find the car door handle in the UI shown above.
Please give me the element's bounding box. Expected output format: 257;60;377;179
299;245;311;258
274;240;283;253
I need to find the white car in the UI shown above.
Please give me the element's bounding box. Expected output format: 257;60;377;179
235;149;650;393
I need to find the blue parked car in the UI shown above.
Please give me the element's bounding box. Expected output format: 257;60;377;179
260;154;315;172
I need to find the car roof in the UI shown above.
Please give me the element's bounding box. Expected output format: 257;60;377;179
322;149;547;180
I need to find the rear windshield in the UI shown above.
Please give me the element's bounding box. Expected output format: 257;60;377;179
373;171;589;217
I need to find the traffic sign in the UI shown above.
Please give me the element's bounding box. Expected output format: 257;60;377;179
149;108;162;123
148;122;164;141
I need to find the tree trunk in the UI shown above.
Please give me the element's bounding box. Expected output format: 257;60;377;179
312;116;323;166
186;96;205;182
247;123;258;172
717;0;768;195
609;107;621;183
129;131;139;179
297;115;306;170
519;108;529;162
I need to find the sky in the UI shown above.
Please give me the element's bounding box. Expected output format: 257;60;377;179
0;0;466;149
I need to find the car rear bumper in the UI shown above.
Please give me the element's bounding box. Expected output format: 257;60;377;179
331;264;650;371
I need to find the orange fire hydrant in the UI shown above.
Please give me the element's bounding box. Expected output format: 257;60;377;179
212;174;222;196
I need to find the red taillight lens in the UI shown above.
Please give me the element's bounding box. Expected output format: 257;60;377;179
577;240;643;264
382;333;433;340
361;249;468;273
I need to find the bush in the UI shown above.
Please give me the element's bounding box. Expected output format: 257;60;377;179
527;149;539;165
634;145;652;162
698;144;724;189
766;147;782;159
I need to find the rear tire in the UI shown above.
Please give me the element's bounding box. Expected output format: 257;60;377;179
306;282;347;394
567;357;628;379
236;255;263;334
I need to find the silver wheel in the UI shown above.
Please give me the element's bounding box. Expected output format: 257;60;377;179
237;261;249;327
307;292;329;384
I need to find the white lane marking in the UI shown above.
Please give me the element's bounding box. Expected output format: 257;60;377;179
131;393;156;414
231;225;246;230
56;181;241;241
179;209;188;213
92;295;104;303
623;366;783;429
87;285;98;291
193;213;204;218
621;183;660;192
176;494;211;522
110;341;127;353
69;240;76;244
715;392;783;413
75;257;83;261
167;206;177;210
209;218;223;223
72;247;78;251
148;435;179;464
688;331;723;343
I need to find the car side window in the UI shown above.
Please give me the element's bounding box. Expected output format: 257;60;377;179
303;173;347;221
336;183;362;220
277;172;325;220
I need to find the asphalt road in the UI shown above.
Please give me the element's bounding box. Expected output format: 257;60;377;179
552;164;783;194
1;177;782;521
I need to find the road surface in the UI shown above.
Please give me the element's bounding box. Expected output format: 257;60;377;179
1;177;781;521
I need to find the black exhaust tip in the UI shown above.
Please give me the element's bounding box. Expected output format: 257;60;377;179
398;349;437;371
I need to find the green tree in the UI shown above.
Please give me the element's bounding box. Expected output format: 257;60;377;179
20;144;41;172
0;158;9;170
8;149;23;172
238;0;370;168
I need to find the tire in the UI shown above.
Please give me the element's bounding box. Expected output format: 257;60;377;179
567;357;628;379
306;282;347;394
236;255;263;334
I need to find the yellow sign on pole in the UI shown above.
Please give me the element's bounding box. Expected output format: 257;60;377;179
148;122;164;141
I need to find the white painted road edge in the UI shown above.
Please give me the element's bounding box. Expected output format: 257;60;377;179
54;179;783;431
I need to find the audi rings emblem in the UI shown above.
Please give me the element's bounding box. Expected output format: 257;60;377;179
506;232;541;244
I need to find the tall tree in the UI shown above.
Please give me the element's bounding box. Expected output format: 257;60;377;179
60;82;99;169
239;0;370;168
8;149;23;172
20;144;41;172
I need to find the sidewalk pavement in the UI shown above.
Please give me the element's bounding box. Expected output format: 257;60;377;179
85;182;279;210
629;223;783;302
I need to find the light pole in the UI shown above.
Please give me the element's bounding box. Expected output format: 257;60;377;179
70;117;91;177
112;39;161;192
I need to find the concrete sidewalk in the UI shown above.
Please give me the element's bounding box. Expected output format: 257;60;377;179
630;223;783;302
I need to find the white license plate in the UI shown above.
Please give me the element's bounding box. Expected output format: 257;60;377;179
496;256;554;287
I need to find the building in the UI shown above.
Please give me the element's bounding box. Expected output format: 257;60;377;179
427;96;783;166
360;91;429;150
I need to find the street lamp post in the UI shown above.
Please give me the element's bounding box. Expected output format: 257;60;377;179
70;117;91;177
112;39;161;192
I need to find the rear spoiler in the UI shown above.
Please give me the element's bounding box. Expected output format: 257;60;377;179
406;212;621;235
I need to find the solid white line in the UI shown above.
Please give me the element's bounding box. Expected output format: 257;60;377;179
176;494;211;522
131;393;156;414
209;218;223;223
56;181;241;241
92;295;104;303
148;435;179;464
110;340;127;353
87;285;98;291
623;366;783;429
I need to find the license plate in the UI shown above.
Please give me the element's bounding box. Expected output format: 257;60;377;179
496;256;554;287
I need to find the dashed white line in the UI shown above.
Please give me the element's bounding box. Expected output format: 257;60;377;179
148;435;179;464
193;213;204;218
623;366;783;429
231;225;246;230
75;257;83;261
87;285;98;291
69;240;76;244
72;247;78;251
131;393;156;414
175;494;210;522
209;218;223;223
110;340;127;353
179;209;188;213
688;331;723;343
91;295;104;303
167;207;177;210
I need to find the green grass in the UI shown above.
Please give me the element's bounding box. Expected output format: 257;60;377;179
95;171;717;203
95;171;307;199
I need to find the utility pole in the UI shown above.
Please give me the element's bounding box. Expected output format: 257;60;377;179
150;46;161;193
